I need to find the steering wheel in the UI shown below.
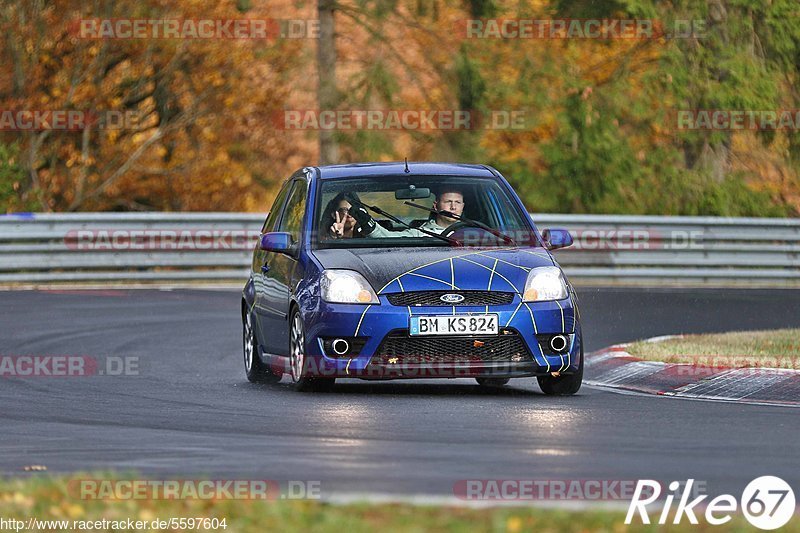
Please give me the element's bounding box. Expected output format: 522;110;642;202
442;221;510;246
441;220;469;237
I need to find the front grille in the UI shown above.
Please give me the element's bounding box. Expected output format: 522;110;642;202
370;328;533;365
386;291;515;307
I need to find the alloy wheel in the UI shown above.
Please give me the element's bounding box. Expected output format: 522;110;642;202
290;312;305;381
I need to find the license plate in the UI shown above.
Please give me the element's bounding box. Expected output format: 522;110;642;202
409;314;499;336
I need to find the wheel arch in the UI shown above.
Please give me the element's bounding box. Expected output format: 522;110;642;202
242;277;256;317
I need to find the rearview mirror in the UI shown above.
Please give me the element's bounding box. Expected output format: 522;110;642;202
260;232;294;253
395;186;431;200
541;228;573;250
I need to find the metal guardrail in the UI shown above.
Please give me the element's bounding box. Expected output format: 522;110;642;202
535;214;800;285
0;212;798;286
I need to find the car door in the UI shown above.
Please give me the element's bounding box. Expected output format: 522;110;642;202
253;179;293;350
258;178;308;355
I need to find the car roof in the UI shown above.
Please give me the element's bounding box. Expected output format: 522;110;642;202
313;162;498;180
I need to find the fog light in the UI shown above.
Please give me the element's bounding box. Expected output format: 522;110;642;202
549;334;569;353
331;338;350;356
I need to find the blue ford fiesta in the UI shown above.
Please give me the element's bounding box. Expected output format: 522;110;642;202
242;162;582;393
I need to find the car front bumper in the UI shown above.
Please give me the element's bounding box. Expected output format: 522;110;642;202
301;295;582;379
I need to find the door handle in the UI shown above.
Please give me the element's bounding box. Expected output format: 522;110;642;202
261;264;270;273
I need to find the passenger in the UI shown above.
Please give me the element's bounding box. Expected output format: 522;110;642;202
322;192;361;240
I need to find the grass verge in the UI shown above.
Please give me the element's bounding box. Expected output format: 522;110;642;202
625;329;800;369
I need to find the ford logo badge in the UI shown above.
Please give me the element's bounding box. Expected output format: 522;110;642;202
440;293;465;304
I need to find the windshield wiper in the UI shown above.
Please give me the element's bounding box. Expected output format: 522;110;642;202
348;199;461;246
403;201;518;246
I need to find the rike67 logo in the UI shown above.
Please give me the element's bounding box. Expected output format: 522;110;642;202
626;477;795;530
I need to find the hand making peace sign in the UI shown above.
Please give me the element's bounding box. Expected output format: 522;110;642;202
330;210;345;238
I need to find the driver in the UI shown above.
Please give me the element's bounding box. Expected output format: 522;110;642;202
426;189;465;230
329;189;465;239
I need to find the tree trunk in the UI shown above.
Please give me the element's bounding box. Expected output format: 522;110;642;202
681;0;732;182
317;0;338;165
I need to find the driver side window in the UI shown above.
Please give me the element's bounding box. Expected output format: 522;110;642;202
261;180;293;233
278;180;308;244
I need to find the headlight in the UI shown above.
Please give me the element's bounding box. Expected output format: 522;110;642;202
522;266;568;302
321;270;379;304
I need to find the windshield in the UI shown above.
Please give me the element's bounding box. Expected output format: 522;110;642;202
313;175;536;249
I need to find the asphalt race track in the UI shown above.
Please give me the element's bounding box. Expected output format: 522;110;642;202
1;288;799;500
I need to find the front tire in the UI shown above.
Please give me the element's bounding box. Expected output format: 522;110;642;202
243;308;281;384
289;309;335;392
537;338;583;395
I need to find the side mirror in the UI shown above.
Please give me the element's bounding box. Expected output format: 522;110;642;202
260;232;294;253
541;228;573;250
